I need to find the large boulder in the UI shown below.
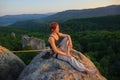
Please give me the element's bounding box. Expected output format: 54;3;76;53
0;48;26;80
18;49;106;80
22;35;46;50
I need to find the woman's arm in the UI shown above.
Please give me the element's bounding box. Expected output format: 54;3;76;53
57;32;68;37
58;33;73;49
48;37;67;56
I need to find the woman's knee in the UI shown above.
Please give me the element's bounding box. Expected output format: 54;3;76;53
59;37;68;46
63;37;68;42
63;37;70;45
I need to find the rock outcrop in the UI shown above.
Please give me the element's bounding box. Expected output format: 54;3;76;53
18;49;106;80
11;32;16;38
22;35;46;50
0;48;26;80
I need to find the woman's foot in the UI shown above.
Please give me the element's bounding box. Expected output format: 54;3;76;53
86;69;97;74
67;53;73;58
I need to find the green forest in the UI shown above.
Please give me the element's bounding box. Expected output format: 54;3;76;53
0;15;120;80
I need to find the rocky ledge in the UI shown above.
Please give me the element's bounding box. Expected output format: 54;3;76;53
18;49;106;80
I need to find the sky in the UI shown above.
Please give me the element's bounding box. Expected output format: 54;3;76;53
0;0;120;16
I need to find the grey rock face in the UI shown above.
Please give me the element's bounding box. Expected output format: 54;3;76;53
18;49;106;80
11;32;16;38
0;49;26;80
22;35;46;50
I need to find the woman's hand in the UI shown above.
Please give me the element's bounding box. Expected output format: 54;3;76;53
69;43;73;49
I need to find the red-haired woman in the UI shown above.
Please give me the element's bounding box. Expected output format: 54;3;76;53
48;22;97;74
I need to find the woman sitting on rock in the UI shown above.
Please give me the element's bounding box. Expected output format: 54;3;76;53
48;22;97;74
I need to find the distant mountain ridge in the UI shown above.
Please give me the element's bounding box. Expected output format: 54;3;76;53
0;13;54;26
41;5;120;22
0;5;120;26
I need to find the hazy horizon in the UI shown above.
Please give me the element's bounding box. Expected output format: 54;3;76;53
0;0;120;16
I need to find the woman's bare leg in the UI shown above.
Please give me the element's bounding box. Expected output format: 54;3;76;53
59;37;71;55
58;38;97;74
59;37;69;52
66;40;72;57
57;54;97;74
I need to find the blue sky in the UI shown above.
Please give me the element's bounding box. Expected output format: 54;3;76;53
0;0;120;16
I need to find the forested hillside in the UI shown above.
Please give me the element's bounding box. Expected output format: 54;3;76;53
61;15;120;31
10;15;120;32
0;15;120;80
